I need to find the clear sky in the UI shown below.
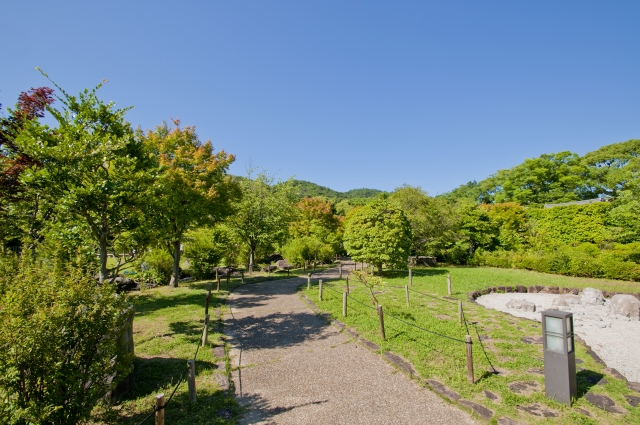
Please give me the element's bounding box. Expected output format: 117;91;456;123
2;1;639;194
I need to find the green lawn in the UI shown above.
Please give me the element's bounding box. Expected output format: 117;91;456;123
113;280;236;425
301;267;640;424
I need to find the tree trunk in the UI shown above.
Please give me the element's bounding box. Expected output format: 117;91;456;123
99;236;109;284
248;241;256;273
170;240;181;288
377;263;383;277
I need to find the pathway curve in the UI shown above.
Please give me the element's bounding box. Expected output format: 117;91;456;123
224;265;476;424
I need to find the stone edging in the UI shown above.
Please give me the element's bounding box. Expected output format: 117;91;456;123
467;285;640;302
298;290;496;422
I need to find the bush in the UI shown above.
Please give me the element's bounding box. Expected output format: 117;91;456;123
0;256;133;424
183;226;229;279
140;248;173;284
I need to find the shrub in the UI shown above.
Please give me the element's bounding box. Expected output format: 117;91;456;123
0;256;133;424
140;248;173;284
183;226;229;279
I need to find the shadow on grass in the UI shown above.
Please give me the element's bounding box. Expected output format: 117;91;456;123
133;291;212;317
577;369;606;398
237;393;328;423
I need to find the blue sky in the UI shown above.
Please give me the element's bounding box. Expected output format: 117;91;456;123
2;1;639;194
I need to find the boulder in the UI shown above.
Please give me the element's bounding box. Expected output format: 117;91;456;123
552;294;582;307
608;294;640;319
506;299;536;312
580;288;605;306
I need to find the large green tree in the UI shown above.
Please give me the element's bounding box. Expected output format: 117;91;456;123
226;172;297;272
343;195;412;274
15;73;153;282
142;120;238;287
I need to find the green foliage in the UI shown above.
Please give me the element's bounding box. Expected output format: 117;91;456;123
140;248;174;284
281;236;334;265
481;203;527;251
0;256;132;424
343;196;413;273
526;202;612;245
292;180;386;202
183;226;230;279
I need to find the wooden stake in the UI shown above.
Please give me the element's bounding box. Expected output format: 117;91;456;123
187;360;197;402
345;276;350;294
405;284;410;308
458;300;463;327
342;292;347;317
155;393;165;425
216;269;220;293
409;268;413;286
466;335;474;384
447;274;451;295
339;263;342;278
318;279;323;301
241;270;244;284
205;289;211;315
307;273;311;289
202;314;210;346
378;305;386;340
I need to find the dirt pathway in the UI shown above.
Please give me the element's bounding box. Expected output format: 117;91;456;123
224;265;476;424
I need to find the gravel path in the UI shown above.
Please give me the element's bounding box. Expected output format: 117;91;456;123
224;265;476;424
476;292;640;383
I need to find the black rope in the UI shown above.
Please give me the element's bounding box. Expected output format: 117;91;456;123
408;287;457;304
346;293;380;311
381;309;467;344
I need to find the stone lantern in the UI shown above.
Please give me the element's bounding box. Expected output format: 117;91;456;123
541;309;576;406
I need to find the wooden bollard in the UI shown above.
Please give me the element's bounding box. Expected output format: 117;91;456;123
405;284;410;307
216;269;220;293
313;261;316;270
318;279;323;301
307;273;311;290
342;292;347;317
447;274;451;295
378;305;386;340
155;393;165;425
187;359;197;402
354;262;357;271
202;314;210;346
241;270;244;284
339;264;342;278
466;335;474;384
205;289;211;315
458;300;463;326
345;276;350;294
409;268;413;286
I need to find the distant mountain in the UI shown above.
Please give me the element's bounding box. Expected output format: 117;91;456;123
292;180;385;201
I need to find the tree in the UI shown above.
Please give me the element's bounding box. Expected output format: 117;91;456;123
142;120;238;286
343;195;412;275
582;139;640;197
226;171;297;272
15;72;154;283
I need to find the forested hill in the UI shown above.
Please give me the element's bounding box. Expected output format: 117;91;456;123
441;139;640;206
292;180;386;201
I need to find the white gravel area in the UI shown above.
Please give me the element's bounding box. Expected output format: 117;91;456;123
475;290;640;383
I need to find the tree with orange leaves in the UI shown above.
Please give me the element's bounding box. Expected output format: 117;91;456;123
142;120;239;286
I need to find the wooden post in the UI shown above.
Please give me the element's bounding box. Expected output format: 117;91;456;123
187;359;197;402
216;269;220;293
447;274;451;295
202;314;210;346
307;273;311;290
466;335;474;384
378;305;386;340
342;292;347;317
345;276;350;294
155;393;165;425
205;289;211;315
339;263;342;278
354;262;357;271
409;268;413;286
241;270;244;284
405;284;410;307
313;261;316;270
458;300;463;327
371;265;375;276
319;279;323;301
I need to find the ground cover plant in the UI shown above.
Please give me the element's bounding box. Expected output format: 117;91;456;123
301;266;640;424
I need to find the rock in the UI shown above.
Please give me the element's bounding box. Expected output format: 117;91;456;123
516;403;558;417
570;287;579;295
508;381;540;395
528;368;544;375
580;288;605;306
552;294;581;307
548;286;559;294
628;381;640;393
426;379;461;402
516;285;527;293
625;395;640;407
575;408;591;417
498;286;506;292
497;417;523;425
608;294;640;318
520;336;543;344
585;392;626;413
384;352;416;377
459;400;493;420
483;390;499;401
535;285;543;292
528;286;537;293
506;299;536;312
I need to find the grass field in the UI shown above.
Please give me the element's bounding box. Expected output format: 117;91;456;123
301;266;640;424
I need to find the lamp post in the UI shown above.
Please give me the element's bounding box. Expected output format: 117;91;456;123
541;310;576;406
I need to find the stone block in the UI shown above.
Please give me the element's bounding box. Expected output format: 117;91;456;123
580;288;605;306
506;299;536;312
608;294;640;318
